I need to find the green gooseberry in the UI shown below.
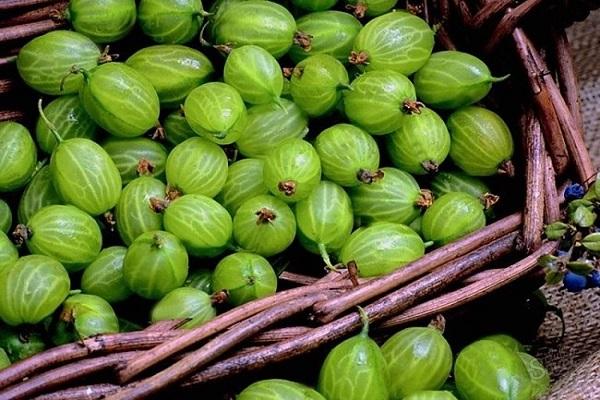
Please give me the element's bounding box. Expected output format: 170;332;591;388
164;194;233;258
292;0;337;11
0;232;18;273
386;106;451;175
517;352;550;399
0;200;11;234
17;166;62;225
454;340;533;400
166;137;228;197
123;230;189;300
0;122;37;193
102;137;168;185
212;0;296;59
289;11;362;64
22;205;102;272
236;99;309;158
238;379;326;399
81;246;132;304
431;171;491;200
77;62;160;138
349;167;429;226
163;109;196;146
66;0;136;43
318;309;390;400
381;326;453;398
414;51;508;110
233;194;296;257
126;45;214;108
0;255;70;326
421;193;486;247
481;333;525;353
343;70;416;135
212;252;277;306
35;95;98;154
409;215;423;237
340;222;424;277
345;0;398;17
150;287;216;328
314;123;380;187
215;158;269;215
0;348;9;370
351;11;434;75
184;268;213;294
447;106;515;176
403;391;458;400
295;181;353;267
223;45;284;105
290;54;349;117
0;326;46;362
138;0;207;44
184;82;247;145
17;30;101;95
263;139;322;203
51;294;119;345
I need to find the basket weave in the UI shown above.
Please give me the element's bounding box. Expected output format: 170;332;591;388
0;0;599;399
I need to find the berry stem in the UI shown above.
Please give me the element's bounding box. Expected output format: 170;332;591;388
357;306;369;337
37;99;63;145
318;243;335;271
490;74;511;83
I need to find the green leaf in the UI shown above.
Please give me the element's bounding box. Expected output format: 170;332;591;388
566;259;595;275
545;270;564;285
543;222;570;240
593;174;600;198
582;233;600;252
537;254;560;270
571;206;597;228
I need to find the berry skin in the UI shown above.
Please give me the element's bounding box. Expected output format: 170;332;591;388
588;270;600;288
563;271;587;292
564;183;585;201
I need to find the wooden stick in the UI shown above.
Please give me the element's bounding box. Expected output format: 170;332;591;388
518;30;596;184
0;55;18;66
109;292;331;399
0;78;19;94
378;241;558;330
0;1;67;27
0;19;65;43
0;0;60;11
544;155;561;223
0;352;138;400
512;28;570;175
553;30;584;135
0;110;25;122
32;384;121;400
484;0;544;53
278;271;319;286
183;233;518;388
311;213;522;323
522;111;545;253
469;0;512;29
116;279;352;384
249;326;313;345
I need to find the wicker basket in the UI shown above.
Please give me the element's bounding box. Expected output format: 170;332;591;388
1;0;599;399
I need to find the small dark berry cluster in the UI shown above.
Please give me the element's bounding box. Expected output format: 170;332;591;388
540;178;600;293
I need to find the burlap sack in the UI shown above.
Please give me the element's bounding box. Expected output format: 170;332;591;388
535;10;600;399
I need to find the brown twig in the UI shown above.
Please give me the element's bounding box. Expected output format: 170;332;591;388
461;268;503;285
249;326;314;345
518;30;596;184
512;28;570;176
0;109;25;122
484;0;544;53
543;155;561;223
0;19;65;43
469;0;512;29
0;0;60;11
552;30;584;135
183;232;518;388
116;279;352;384
311;213;522;323
0;78;19;94
109;293;331;399
278;271;319;286
0;352;138;400
378;241;558;330
521;111;545;253
32;384;121;400
0;1;68;27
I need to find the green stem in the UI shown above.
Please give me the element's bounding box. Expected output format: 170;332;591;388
490;74;511;83
37;99;63;145
424;241;434;248
318;243;334;271
357;306;369;337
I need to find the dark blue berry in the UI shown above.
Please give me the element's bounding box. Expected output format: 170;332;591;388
557;250;569;258
563;271;587;292
588;270;600;288
564;184;586;201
